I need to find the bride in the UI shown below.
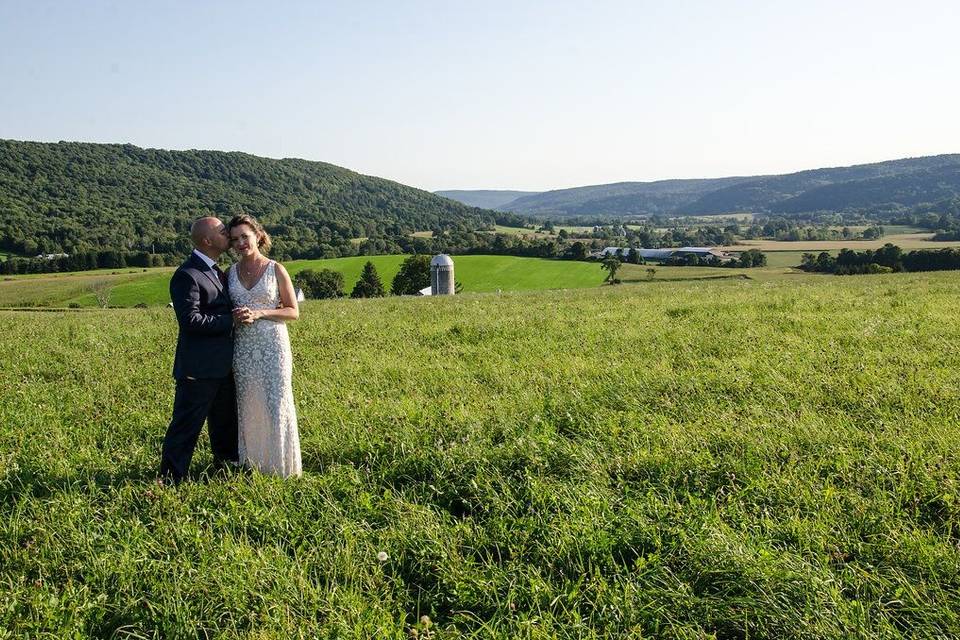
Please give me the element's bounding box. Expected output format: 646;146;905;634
227;213;302;478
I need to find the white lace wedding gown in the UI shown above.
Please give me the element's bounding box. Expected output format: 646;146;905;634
229;261;302;478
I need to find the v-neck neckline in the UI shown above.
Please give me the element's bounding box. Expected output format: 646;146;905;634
237;260;271;292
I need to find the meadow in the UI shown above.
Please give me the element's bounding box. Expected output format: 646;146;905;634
0;255;771;309
724;231;960;252
2;272;960;638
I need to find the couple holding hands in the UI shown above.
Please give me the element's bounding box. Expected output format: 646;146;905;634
160;214;302;483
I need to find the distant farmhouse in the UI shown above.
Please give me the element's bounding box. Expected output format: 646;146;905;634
593;225;627;236
592;246;732;262
36;253;70;260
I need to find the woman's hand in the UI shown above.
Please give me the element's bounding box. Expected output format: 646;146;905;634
232;306;258;325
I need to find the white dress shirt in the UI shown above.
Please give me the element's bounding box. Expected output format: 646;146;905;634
192;249;217;270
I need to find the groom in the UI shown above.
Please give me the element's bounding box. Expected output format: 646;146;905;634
160;217;239;483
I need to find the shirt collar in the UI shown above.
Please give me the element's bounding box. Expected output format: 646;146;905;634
192;249;218;270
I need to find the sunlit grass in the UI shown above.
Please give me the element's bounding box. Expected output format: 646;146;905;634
2;272;960;637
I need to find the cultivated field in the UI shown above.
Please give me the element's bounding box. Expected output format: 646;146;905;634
3;272;960;637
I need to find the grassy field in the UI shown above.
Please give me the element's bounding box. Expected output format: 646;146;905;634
0;269;162;308
3;272;960;637
289;255;616;296
724;231;960;252
489;225;544;236
1;255;768;308
760;251;811;269
1;245;951;309
878;225;926;235
555;225;595;236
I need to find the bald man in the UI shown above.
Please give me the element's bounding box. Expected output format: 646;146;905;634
160;217;239;482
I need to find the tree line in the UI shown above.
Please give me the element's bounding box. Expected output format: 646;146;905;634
798;244;960;274
0;249;180;275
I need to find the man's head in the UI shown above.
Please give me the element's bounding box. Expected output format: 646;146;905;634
190;217;229;258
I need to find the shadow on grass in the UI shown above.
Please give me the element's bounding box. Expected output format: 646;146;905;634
1;458;247;501
620;273;752;284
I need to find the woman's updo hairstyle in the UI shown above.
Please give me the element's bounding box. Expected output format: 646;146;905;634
228;213;272;254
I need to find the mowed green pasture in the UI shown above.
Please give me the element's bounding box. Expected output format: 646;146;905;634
3;273;960;637
283;255;612;298
2;255;755;308
759;251;810;269
0;269;166;308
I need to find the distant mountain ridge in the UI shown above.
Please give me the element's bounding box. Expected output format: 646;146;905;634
472;155;960;217
435;189;540;209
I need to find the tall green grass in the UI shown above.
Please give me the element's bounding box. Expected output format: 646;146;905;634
2;272;960;637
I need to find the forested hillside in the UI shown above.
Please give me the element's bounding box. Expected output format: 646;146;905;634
0;140;498;259
501;178;751;216
501;155;960;216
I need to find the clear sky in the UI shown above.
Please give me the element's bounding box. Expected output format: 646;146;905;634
2;0;958;191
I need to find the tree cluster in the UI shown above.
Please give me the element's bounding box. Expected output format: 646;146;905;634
292;268;345;299
0;249;178;275
798;243;960;274
292;256;456;301
662;249;766;268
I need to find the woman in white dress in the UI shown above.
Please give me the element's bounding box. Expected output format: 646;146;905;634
227;214;302;478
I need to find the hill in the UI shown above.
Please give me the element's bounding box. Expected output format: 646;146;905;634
499;155;960;217
435;189;541;209
3;274;960;636
0;140;496;259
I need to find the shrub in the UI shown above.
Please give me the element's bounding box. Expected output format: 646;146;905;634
294;268;344;299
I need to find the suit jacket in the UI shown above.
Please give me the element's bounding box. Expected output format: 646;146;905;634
170;253;234;380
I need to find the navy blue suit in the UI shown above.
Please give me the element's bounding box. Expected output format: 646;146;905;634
160;252;239;480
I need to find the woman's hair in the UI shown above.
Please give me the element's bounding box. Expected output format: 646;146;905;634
228;213;272;254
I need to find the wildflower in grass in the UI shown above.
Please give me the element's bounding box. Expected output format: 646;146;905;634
377;551;389;562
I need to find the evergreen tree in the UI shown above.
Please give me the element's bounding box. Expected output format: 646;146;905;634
351;261;385;298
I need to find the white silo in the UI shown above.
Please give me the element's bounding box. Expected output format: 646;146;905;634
430;254;455;295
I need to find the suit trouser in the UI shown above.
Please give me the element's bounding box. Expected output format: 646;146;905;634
160;375;239;480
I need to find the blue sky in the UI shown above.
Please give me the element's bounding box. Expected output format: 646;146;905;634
2;0;958;191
